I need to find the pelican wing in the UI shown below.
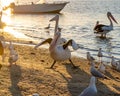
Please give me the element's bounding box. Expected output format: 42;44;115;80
62;39;72;49
34;38;52;49
94;24;106;33
71;39;79;50
62;39;79;50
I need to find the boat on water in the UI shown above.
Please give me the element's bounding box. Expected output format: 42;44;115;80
4;1;69;14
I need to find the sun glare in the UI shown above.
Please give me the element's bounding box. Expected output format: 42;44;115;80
4;8;12;15
1;0;14;7
2;12;12;25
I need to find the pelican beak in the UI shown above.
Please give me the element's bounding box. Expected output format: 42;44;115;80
34;38;52;49
49;14;59;22
110;13;118;24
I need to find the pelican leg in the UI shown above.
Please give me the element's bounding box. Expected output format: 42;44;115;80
69;59;77;68
50;60;56;68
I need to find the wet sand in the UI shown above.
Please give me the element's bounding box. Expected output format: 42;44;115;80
0;32;120;96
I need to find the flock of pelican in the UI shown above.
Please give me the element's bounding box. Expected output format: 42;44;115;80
0;10;119;95
34;14;119;95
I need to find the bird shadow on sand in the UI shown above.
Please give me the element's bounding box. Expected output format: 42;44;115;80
64;63;90;96
62;63;119;96
105;69;120;82
9;64;22;96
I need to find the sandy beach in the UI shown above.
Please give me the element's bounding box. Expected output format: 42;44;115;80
0;32;120;96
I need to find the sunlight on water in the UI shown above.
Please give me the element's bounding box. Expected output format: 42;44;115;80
2;11;12;25
3;27;33;40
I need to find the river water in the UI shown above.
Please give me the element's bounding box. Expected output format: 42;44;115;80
1;0;120;63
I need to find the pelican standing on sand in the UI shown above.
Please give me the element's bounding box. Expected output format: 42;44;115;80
94;12;118;38
35;28;79;68
79;76;97;96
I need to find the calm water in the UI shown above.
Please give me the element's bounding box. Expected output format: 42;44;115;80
2;0;120;63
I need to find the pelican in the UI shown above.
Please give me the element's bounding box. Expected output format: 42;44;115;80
0;11;6;29
87;52;95;64
94;12;118;37
35;28;79;68
79;76;97;96
90;61;108;79
97;48;103;63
